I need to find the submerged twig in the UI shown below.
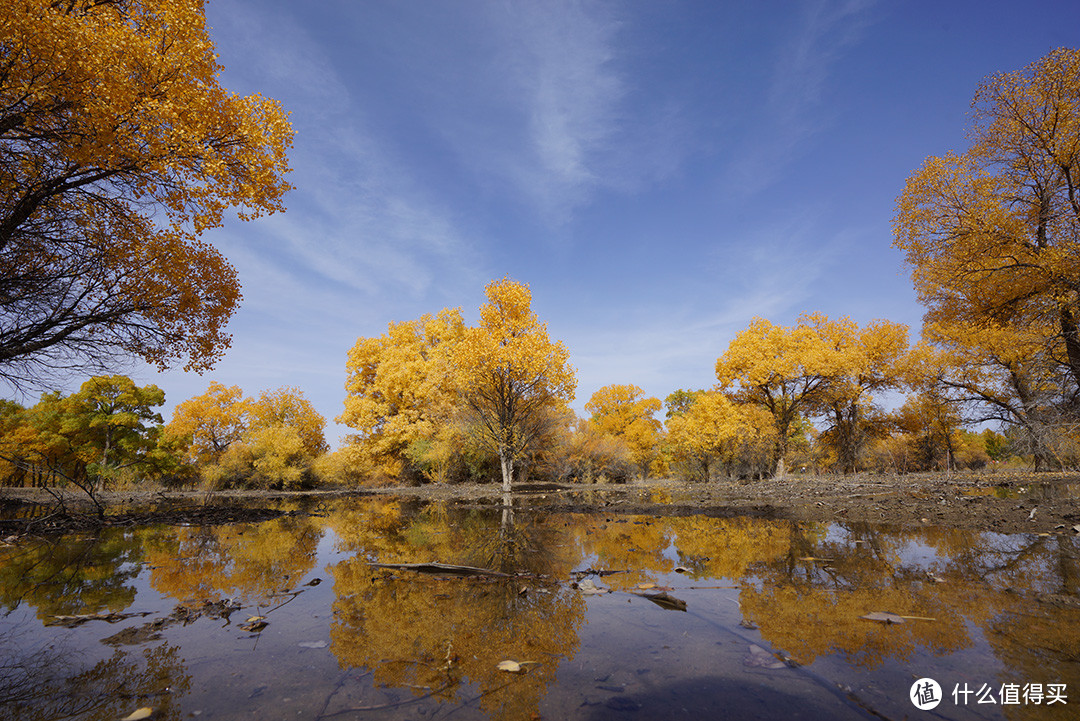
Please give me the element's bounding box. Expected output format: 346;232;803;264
368;562;513;578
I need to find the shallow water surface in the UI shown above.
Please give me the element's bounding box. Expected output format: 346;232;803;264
1;496;1077;720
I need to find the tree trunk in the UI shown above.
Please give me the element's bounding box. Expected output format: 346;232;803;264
1059;305;1080;393
498;448;514;493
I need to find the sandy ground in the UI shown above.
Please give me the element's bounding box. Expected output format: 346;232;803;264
2;471;1079;536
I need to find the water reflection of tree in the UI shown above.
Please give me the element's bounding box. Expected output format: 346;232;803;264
736;521;1080;693
739;524;973;667
143;515;321;604
326;499;585;720
0;530;143;619
0;633;190;721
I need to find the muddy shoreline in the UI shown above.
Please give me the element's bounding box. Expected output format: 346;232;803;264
2;471;1078;536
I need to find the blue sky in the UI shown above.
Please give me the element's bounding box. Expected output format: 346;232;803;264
139;0;1080;447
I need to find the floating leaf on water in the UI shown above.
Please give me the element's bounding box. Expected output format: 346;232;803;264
577;579;610;596
120;708;154;721
497;660;524;673
673;566;688;573
638;591;687;612
298;640;327;649
860;612;905;624
239;620;268;633
304;578;322;586
744;644;787;670
797;557;834;563
245;615;266;623
637;583;656;590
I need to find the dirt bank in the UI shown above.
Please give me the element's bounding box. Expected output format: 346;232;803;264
2;471;1078;536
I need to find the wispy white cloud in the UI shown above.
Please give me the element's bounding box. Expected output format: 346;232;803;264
723;0;876;198
207;0;482;303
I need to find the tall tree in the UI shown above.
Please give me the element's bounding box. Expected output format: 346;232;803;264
665;392;775;481
585;384;662;477
447;278;576;492
0;0;293;386
814;319;909;472
338;309;465;479
715;313;860;476
165;381;248;466
60;375;165;489
894;48;1080;404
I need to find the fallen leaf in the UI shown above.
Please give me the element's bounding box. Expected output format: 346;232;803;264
673;566;688;573
121;708;154;721
298;640;327;649
860;612;905;624
744;644;787;669
497;660;524;673
577;579;610;596
239;620;268;633
637;583;656;590
797;557;834;563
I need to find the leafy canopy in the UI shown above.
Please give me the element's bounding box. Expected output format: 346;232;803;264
0;0;293;385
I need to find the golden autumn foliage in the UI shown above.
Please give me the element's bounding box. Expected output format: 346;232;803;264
0;375;171;492
715;313;908;475
585;384;663;476
338;309;465;481
895;48;1080;456
340;279;575;488
165;382;326;488
0;0;293;385
449;278;576;491
665;392;776;480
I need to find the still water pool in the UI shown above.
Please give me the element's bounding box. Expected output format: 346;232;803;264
1;496;1077;720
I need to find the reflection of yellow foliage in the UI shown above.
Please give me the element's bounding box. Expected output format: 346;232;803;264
331;560;583;721
741;582;967;667
0;530;144;619
327;500;585;721
144;517;320;604
668;516;793;579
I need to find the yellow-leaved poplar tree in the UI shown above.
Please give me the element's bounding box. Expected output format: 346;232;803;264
338;309;465;480
585;384;663;477
0;0;293;386
813;319;909;472
447;278;576;492
247;387;328;458
165;383;326;488
666;392;776;480
715;313;861;476
165;381;248;467
894;48;1080;417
